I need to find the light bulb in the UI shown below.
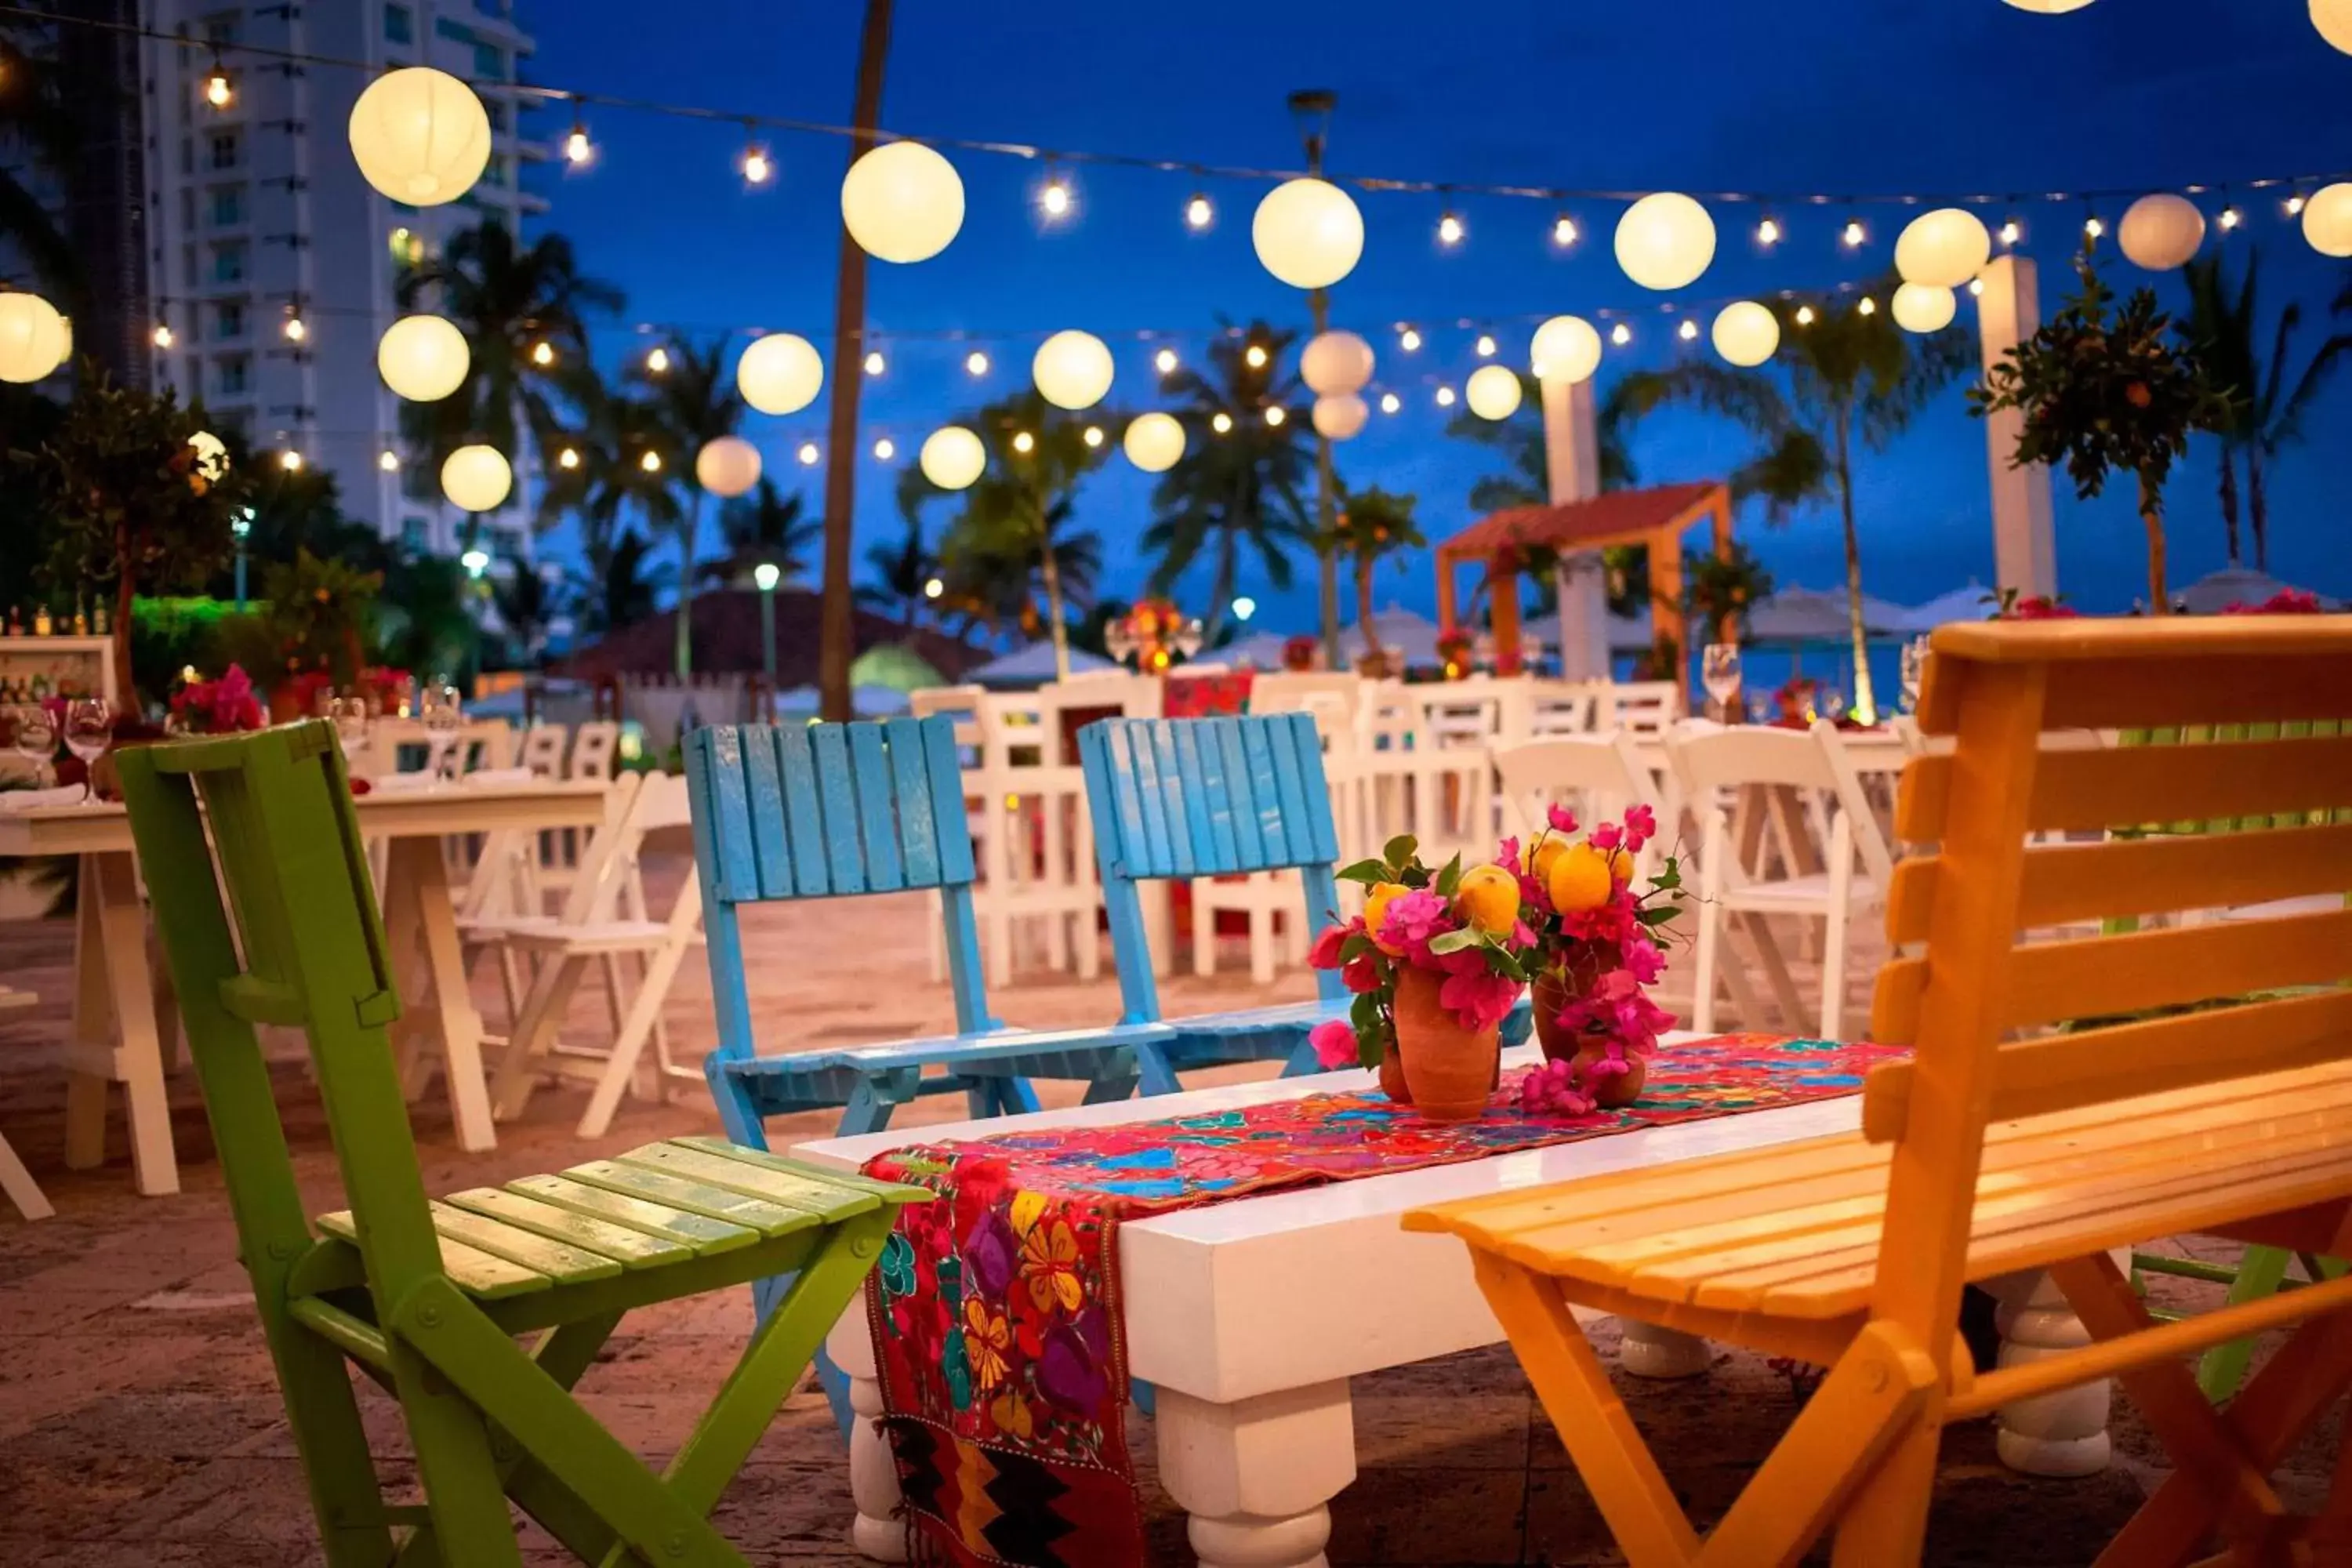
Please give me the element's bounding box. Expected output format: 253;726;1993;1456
1040;174;1072;220
2286;193;2308;216
1757;216;1781;246
1677;318;1699;341
2083;213;2104;239
645;346;670;374
204;67;232;108
152;323;173;348
1968;278;1985;297
1185;192;1213;230
1999;219;2022;246
283;314;307;342
1552;213;1578;247
379;450;399;472
1437;211;1465;246
797;441;820;465
1379;391;1401;414
1475;333;1497;358
1435;385;1457;407
557;446;580;469
1264;405;1286;426
531;341;554;367
741;144;772;185
863;350;885;376
1011;430;1036;453
1399;327;1422;352
1857;296;1878;316
1244;343;1269;369
2218;205;2242;230
1083;424;1104;447
1795;304;1817;326
564;122;591;165
924;576;944;599
1210;412;1232;434
1154;347;1178;375
280;450;303;471
873;437;895;461
1842;218;1867;248
1610;322;1632;346
965;350;989;376
640;450;662;473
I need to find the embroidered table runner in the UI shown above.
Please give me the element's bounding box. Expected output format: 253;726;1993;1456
859;1032;1899;1566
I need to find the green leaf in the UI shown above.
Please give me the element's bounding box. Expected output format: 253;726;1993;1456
1335;858;1388;886
1338;931;1373;964
1427;927;1483;955
1486;947;1529;982
1635;906;1682;926
1435;852;1464;899
1350;991;1382;1029
1383;834;1419;871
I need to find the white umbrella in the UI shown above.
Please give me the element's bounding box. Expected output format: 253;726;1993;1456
965;641;1116;687
1221;630;1295;669
1895;582;1999;632
1745;587;1858;644
2176;567;2332;615
771;684;914;717
1340;604;1445;668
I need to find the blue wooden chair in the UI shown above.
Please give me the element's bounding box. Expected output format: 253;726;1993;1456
684;718;1175;1145
1080;710;1530;1083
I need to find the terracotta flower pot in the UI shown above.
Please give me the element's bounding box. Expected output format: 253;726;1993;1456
1390;966;1498;1123
1377;1049;1409;1105
1532;958;1647;1109
1570;1043;1648;1109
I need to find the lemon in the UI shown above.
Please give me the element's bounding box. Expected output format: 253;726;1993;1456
1608;847;1636;884
1523;834;1568;887
1546;843;1614;913
1363;880;1412;954
1453;863;1522;935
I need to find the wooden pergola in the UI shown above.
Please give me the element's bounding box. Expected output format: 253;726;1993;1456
1434;480;1735;676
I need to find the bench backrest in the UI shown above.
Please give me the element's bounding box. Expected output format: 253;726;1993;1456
117;722;446;1306
1865;618;2352;1352
1079;713;1346;1024
684;718;993;1044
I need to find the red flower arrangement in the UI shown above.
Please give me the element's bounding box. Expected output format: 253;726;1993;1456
2224;589;2324;615
1435;627;1476;680
169;664;266;735
1281;633;1319;672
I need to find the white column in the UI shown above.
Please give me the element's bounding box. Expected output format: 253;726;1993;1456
827;1306;910;1563
1156;1381;1356;1568
1977;255;2057;600
1984;1261;2116;1477
1538;373;1610;681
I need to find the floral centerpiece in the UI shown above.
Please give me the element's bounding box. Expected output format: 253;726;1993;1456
1435;626;1475;680
2225;589;2324;615
1517;804;1690;1114
1102;597;1202;673
1305;834;1541;1121
1281;633;1319;672
1991;586;2080;621
168;664;267;735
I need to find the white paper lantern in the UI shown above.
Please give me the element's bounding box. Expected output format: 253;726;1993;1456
1300;330;1374;396
1251;177;1364;290
347;67;491;206
2302;183;2352;256
1465;364;1523;421
1894;209;1991;288
2002;0;2096;11
840;141;964;264
736;333;824;415
1032;329;1114;411
1711;302;1780;367
1530;314;1603;384
1613;193;1715;291
2116;194;2206;271
1122;412;1185;473
1311;394;1368;441
695;436;761;498
376;314;470;401
441;445;512;512
2316;0;2352;53
919;426;986;490
0;291;68;383
187;430;230;482
1891;282;1958;334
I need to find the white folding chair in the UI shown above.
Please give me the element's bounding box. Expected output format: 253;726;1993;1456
1603;680;1684;737
520;722;570;778
568;720;620;782
1494;732;1680;881
0;987;51;1220
1668;719;1895;1040
484;772;706;1138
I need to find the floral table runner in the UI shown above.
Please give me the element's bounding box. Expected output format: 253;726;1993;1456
859;1031;1899;1566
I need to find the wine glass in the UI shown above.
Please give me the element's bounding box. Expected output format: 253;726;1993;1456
422;681;463;779
1748;691;1776;726
1700;642;1742;721
1900;636;1932;713
329;693;371;761
1819;687;1849;726
63;697;112;802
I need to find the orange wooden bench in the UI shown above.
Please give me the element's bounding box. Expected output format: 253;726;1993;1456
1406;617;2352;1566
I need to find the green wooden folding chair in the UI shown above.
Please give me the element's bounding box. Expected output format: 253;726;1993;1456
118;720;925;1568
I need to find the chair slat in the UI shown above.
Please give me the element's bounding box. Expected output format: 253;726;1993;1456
1169;721;1218;876
613;1142;878;1219
505;1174;761;1254
918;716;976;886
1148;721;1197;877
1240;718;1288;867
561;1160;820;1238
739;726;798;900
1207;717;1258;869
1285;712;1343;866
441;1186;693;1267
2036;654;2352;733
887;717;942;887
848;724;905;891
1126;720;1176;878
773;725;830;896
1901;734;2352;841
2003;906;2352;1029
315;1210;550;1298
809;725;867;894
1099;720;1154;878
687;730;755;904
1265;712;1320;866
426;1200;626;1284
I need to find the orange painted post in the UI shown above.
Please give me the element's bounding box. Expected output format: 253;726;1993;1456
1491;561;1523;675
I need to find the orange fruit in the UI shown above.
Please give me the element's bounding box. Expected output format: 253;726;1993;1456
1523;834;1568;887
1453;864;1521;935
1546;844;1614;913
1363;881;1411;954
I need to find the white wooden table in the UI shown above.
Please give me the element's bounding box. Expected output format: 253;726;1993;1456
0;779;610;1193
798;1038;2114;1567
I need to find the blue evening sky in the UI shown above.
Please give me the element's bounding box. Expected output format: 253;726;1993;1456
524;0;2352;628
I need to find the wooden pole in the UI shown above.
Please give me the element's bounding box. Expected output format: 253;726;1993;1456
815;0;894;723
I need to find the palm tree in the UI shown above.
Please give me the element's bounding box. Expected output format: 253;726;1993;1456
575;529;670;636
394;220;622;467
2182;249;2352;570
700;477;818;588
1612;285;1973;722
490;565;559;666
630;338;742;676
1330;486;1427;670
0;20;80;308
1143;323;1315;640
856;481;940;632
533;362;680;593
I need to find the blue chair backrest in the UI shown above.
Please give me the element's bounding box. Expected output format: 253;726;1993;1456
1078;713;1347;1023
684;717;993;1043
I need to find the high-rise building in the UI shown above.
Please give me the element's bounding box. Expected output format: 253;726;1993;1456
137;0;546;557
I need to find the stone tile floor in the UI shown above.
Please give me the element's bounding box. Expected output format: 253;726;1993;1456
0;870;2334;1564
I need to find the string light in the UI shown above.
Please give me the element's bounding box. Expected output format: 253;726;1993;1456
203;56;232;108
1551;212;1578;248
558;446;581;469
645;345;670;374
1243;343;1269;368
1998;216;2023;246
1434;385;1457;407
639;450;662;472
379;450;399;472
863;350;886;376
1398;327;1422;352
151;323;173;348
279;450;303;472
2218;202;2243;230
1185;191;1213;230
1379;391;1401;414
797;441;820;465
1795;303;1817;325
2285;191;2308;216
1014;430;1038;452
281;307;307;342
1263;405;1287;426
964;350;989;376
1083;424;1105;446
1039;162;1073;221
1756;214;1782;247
1610;322;1632;346
531;341;555;367
1210;412;1232;434
1677;318;1700;342
873;437;895;461
924;577;945;599
2082;210;2104;240
1968;278;1985;297
1857;296;1877;316
1841;216;1867;249
740;134;773;186
1154;347;1178;376
1475;333;1497;358
564;117;592;166
1437;210;1465;247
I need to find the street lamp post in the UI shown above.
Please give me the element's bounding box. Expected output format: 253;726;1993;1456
753;561;781;680
230;510;252;608
1290;89;1340;669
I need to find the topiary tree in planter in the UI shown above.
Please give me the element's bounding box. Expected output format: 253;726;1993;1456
1971;258;2229;615
20;364;246;709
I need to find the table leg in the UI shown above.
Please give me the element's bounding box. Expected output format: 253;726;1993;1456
828;1306;910;1563
382;837;499;1152
1985;1262;2114;1477
64;852;180;1196
1157;1380;1354;1568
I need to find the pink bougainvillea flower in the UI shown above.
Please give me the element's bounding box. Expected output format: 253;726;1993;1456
1589;822;1622;853
1309;1018;1359;1069
1307;920;1358;970
1436;949;1523;1033
1341;951;1384;993
1624;933;1666;985
1546;803;1579;835
1380;887;1452;960
1624;804;1657;850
